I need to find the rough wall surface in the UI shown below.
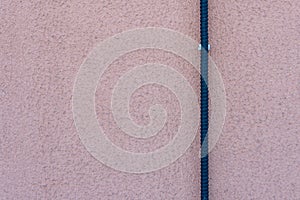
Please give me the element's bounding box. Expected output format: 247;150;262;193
0;0;299;199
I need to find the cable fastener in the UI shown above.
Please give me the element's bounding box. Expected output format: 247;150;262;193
198;44;211;51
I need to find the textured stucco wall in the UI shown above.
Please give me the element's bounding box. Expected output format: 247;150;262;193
1;0;299;199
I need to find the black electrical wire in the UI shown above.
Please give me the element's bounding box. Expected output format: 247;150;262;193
200;0;209;199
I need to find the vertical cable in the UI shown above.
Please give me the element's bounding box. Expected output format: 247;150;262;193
200;0;209;199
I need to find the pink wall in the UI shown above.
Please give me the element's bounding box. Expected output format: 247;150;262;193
1;0;299;199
